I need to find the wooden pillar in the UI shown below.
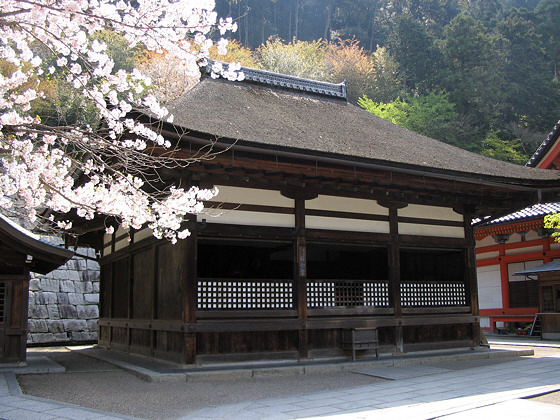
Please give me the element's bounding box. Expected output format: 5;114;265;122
464;211;481;347
295;198;308;359
183;225;198;364
389;207;403;353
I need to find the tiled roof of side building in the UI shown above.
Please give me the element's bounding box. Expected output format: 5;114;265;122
526;119;560;167
484;202;560;224
474;202;560;228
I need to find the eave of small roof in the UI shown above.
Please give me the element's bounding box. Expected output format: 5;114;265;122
0;214;74;275
163;69;560;188
526;119;560;168
477;202;560;226
515;259;560;275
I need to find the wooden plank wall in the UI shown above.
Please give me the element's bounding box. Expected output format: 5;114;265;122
98;185;479;363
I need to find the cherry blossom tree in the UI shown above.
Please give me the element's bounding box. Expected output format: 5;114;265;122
0;0;242;243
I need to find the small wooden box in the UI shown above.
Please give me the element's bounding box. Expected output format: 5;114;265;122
341;328;379;361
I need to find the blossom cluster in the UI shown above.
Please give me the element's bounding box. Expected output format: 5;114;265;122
0;0;240;242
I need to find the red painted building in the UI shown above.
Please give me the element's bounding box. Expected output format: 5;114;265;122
476;120;560;332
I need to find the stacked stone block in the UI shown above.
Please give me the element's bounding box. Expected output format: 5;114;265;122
28;246;100;344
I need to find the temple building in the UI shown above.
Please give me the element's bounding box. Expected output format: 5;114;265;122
476;120;560;333
86;65;560;363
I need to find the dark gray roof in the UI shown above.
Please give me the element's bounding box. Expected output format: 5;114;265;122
526;119;560;167
223;65;347;99
165;71;560;187
515;259;560;275
0;214;74;274
481;202;560;225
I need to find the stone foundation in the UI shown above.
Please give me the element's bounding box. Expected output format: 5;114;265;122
28;246;100;344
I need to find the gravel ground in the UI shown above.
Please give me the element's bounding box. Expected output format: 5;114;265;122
17;347;386;420
16;344;560;420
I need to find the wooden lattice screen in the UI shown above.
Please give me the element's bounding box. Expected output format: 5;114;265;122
400;282;467;307
307;281;390;308
197;280;294;310
542;285;554;312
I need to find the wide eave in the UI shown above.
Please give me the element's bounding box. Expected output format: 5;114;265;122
132;72;560;220
0;214;74;274
163;77;559;187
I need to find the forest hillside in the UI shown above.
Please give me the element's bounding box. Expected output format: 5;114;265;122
207;0;560;163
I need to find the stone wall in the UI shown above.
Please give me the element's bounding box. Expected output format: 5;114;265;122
27;247;100;344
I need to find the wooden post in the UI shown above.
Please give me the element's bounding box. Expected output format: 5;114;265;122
295;198;308;359
183;224;198;364
389;207;403;353
464;211;481;347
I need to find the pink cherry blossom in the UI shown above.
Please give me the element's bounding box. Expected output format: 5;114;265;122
0;0;241;243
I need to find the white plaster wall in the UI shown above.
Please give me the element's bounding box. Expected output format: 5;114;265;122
209;185;294;207
398;204;463;222
524;230;542;242
134;228;152;242
506;245;543;257
200;186;295;228
306;195;388;215
480;317;490;329
476;235;497;248
306;216;390;233
477;251;500;260
197;209;295;228
477;264;502;310
305;194;390;233
398;223;465;238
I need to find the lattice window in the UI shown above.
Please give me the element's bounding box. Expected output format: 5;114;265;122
542;285;554;312
307;282;336;308
307;281;390;308
0;281;5;323
197;280;294;310
400;282;467;307
363;282;390;307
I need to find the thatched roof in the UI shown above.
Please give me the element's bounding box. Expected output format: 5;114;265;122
163;68;560;189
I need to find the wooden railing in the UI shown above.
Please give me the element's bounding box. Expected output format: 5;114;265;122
400;281;467;307
197;279;294;310
196;278;468;313
307;280;390;308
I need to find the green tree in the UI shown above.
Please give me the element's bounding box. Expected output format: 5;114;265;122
369;46;402;102
358;91;476;149
440;13;506;130
324;39;377;103
256;38;328;80
387;15;444;93
257;38;387;104
496;12;560;131
458;0;504;23
535;0;560;79
544;213;560;242
480;131;529;164
29;30;140;128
